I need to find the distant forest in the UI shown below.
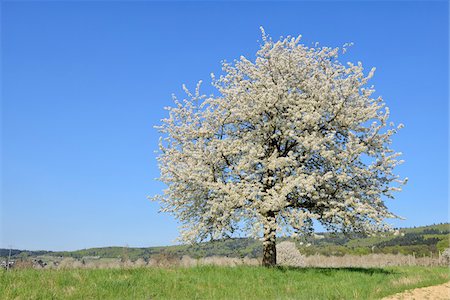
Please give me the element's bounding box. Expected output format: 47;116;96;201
2;223;448;261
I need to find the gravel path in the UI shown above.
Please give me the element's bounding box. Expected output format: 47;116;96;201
382;281;450;300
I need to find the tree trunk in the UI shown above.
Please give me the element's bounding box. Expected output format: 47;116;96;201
262;235;276;267
262;212;277;267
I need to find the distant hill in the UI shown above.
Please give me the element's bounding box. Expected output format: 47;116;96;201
2;223;448;261
298;223;449;257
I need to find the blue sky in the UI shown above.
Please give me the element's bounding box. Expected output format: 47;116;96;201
1;1;448;251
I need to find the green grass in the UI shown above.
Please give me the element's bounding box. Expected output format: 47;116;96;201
1;266;449;299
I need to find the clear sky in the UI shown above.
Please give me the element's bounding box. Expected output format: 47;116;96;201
1;1;448;251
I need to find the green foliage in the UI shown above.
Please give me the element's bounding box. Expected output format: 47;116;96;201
437;237;449;253
402;223;450;234
1;266;448;299
284;223;448;257
376;233;440;248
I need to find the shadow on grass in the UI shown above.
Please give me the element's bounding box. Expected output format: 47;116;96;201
275;266;396;275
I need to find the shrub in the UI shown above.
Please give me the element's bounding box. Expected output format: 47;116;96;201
276;241;305;267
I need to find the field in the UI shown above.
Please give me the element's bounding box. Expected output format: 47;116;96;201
1;266;449;299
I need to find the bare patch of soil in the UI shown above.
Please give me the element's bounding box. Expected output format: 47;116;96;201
383;281;450;300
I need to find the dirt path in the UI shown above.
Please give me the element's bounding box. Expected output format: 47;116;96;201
382;281;450;300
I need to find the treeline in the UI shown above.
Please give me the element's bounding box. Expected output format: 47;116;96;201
0;249;50;257
51;239;263;261
2;223;448;260
299;223;449;257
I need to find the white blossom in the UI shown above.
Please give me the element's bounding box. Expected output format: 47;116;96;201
152;29;406;262
276;241;305;267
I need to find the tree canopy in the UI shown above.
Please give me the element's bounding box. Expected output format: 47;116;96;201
153;28;406;266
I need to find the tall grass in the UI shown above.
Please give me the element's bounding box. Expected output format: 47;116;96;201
303;253;448;268
1;266;448;299
17;251;448;270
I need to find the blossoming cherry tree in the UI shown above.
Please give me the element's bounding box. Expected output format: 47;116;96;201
153;29;406;267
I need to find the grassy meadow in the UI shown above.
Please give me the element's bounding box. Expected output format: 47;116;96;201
1;266;449;299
